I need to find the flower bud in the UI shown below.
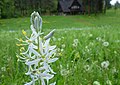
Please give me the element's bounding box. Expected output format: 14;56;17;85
31;11;42;32
44;29;55;40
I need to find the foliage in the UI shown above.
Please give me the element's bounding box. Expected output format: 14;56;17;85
0;0;112;18
0;9;120;85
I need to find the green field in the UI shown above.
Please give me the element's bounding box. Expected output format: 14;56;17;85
0;10;120;85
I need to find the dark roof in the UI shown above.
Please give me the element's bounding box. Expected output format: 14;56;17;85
58;0;82;12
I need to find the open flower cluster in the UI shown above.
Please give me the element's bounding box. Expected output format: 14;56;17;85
16;11;58;85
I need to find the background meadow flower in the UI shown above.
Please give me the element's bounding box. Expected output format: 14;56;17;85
101;61;110;69
93;81;101;85
103;42;109;47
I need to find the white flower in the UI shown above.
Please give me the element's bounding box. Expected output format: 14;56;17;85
17;11;58;85
89;34;93;37
96;37;102;41
93;81;100;85
74;39;78;43
103;42;109;47
1;67;6;72
61;44;65;48
58;38;61;41
84;65;90;72
61;49;64;52
73;39;79;47
101;61;110;69
72;43;77;47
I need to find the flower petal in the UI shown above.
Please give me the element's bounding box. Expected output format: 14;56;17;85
48;58;58;63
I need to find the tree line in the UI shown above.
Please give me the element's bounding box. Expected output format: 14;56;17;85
0;0;112;19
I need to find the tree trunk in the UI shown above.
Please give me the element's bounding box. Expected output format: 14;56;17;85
88;0;91;15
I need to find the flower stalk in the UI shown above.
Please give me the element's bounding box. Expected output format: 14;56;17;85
16;11;58;85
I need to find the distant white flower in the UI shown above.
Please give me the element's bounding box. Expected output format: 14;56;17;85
58;38;61;41
114;51;117;54
89;34;93;37
96;37;102;41
93;81;100;85
1;67;6;72
72;43;78;47
84;65;90;72
101;61;110;69
103;42;109;47
61;44;65;48
74;39;78;43
57;48;61;52
61;49;64;52
72;39;79;47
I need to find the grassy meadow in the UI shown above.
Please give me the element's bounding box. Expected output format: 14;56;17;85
0;9;120;85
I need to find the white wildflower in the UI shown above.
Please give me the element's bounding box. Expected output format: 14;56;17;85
72;39;79;47
84;65;91;72
89;34;93;37
74;39;78;43
61;49;64;52
72;43;78;47
93;81;100;85
58;38;61;41
96;37;102;41
101;61;110;69
103;42;109;47
1;67;6;72
61;44;65;48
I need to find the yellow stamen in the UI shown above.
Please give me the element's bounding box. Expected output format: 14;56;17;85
16;55;19;58
19;38;23;42
22;30;27;36
16;44;22;46
20;47;25;52
26;40;32;43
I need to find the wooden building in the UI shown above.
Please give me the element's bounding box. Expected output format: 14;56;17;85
57;0;84;14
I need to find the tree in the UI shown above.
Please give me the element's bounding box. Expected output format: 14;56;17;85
106;0;111;9
1;0;15;18
0;0;4;18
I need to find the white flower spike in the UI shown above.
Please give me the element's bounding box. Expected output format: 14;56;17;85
17;11;58;85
